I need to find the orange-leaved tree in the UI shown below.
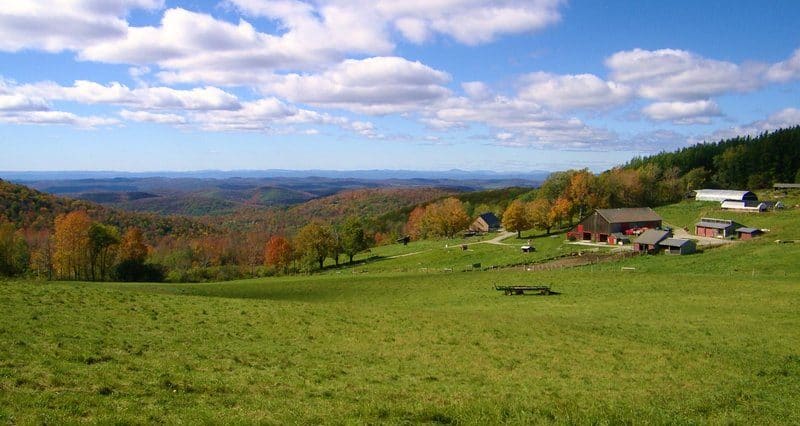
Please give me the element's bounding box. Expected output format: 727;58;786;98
264;235;294;272
53;210;93;280
502;199;529;238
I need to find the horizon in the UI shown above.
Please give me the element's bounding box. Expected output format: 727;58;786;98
1;1;799;171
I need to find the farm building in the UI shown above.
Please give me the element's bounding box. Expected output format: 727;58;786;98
608;232;631;245
694;189;757;202
633;229;671;254
695;218;737;238
469;212;501;233
721;200;767;212
660;238;697;255
567;207;662;244
736;227;763;240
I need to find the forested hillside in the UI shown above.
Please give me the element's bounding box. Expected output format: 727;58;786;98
0;179;212;238
625;126;800;189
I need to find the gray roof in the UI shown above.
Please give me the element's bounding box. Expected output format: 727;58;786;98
696;221;735;229
634;229;670;245
735;227;761;234
595;207;662;223
694;189;757;202
477;212;501;228
660;238;693;247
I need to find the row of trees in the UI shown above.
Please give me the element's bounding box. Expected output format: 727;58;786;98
403;197;471;240
264;217;369;272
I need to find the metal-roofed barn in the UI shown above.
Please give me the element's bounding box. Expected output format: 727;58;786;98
633;229;671;254
695;218;737;238
694;189;757;202
736;227;763;240
660;238;696;255
721;200;767;212
568;207;662;244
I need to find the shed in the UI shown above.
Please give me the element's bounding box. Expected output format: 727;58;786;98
567;207;662;244
721;200;767;212
660;238;696;255
608;232;631;245
736;227;763;240
694;189;758;202
469;212;501;233
695;218;736;238
633;229;671;254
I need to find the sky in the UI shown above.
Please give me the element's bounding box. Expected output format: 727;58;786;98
1;0;799;173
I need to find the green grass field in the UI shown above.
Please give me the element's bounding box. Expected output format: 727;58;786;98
2;200;799;423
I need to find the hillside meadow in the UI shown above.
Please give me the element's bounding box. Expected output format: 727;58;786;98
2;231;800;423
2;198;799;423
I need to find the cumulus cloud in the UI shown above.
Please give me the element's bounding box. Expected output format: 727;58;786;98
0;110;119;128
642;100;721;124
261;57;451;114
425;95;615;149
605;48;764;101
374;0;564;44
766;48;800;83
697;108;800;143
518;72;632;110
0;0;163;52
120;109;187;124
15;80;241;110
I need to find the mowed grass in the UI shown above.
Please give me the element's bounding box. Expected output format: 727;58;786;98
2;234;800;424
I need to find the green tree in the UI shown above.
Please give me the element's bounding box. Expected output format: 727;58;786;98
0;222;29;277
340;217;368;263
89;223;119;281
294;223;335;270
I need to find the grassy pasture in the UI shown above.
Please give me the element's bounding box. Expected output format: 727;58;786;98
2;234;799;424
2;201;799;423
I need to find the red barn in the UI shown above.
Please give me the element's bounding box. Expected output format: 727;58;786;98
568;208;662;244
695;218;736;238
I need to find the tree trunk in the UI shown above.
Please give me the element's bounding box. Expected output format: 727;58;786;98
517;230;522;238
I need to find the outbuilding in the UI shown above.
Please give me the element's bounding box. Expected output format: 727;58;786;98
736;227;763;240
660;238;697;255
633;229;671;254
694;189;758;202
721;200;767;212
695;218;737;238
469;212;501;233
568;207;662;244
608;232;631;245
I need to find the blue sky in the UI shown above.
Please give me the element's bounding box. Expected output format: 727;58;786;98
1;0;799;172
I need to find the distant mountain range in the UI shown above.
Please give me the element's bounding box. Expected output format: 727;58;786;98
4;173;543;216
0;169;551;181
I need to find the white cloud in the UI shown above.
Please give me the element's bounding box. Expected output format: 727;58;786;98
0;110;119;128
698;108;800;142
606;48;764;101
120;109;186;124
642;100;721;124
766;48;800;83
262;57;451;114
425;95;615;149
0;0;163;52
461;81;492;100
518;72;632;110
376;0;564;44
16;80;240;111
0;94;49;112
